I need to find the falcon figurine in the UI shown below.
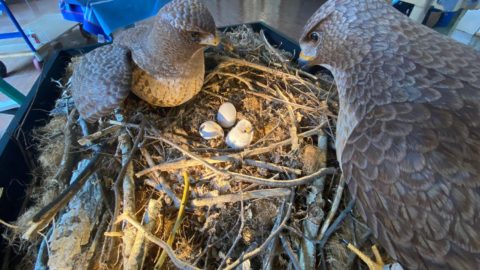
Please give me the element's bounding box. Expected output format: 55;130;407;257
299;0;480;269
71;0;219;123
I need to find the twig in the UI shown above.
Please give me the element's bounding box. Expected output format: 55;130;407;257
22;110;78;239
149;128;227;177
224;191;294;270
274;85;299;151
0;219;19;229
190;188;291;207
229;167;336;187
279;234;301;270
317;175;346;241
140;148;181;208
318;199;356;248
217;188;245;270
263;201;283;270
119;131;137;267
155;171;191;269
243;159;302;175
145;126;336;187
86;210;111;270
259;29;289;64
137;126;324;176
52;109;77;182
215;72;254;90
33;228;53;270
299;131;328;269
107;119;145;264
23;147;103;240
126;199;162;269
213;57;326;94
116;214;200;270
77;125;122;146
243;89;316;112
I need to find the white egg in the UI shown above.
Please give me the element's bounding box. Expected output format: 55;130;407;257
199;121;224;140
226;119;254;149
217;102;237;128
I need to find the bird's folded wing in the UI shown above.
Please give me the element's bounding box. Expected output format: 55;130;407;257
342;102;480;270
71;44;132;122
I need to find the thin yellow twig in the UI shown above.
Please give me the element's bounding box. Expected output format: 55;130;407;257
155;171;191;269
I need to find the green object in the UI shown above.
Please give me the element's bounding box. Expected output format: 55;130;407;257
0;78;25;105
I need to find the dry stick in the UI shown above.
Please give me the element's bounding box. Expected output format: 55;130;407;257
150;129;227;177
140;148;181;208
0;219;19;229
25;109;78;239
191;188;291;207
136;126;324;176
119;131;136;268
23;147;103;239
243;159;302;175
213;57;326;94
204;70;316;112
116;214;200;270
263;202;285;270
224;192;294;270
53;109;77;182
107;120;145;265
126;199;162;269
86;210;111;270
33;227;53;270
217;189;245;270
77;125;122;146
244;89;316;112
259;29;289;65
145;128;336;187
215;72;254;90
317;175;346;241
299;131;328;270
317;199;356;248
155;171;191;269
228;168;335;187
274;85;299;151
279;234;301;270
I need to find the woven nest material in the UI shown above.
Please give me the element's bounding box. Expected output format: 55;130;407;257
6;25;379;270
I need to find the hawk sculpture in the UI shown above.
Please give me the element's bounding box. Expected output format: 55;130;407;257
299;0;480;269
71;0;218;122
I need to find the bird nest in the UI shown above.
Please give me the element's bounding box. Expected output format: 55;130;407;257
6;25;377;270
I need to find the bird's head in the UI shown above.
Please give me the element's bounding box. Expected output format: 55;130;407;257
159;0;219;54
299;0;368;70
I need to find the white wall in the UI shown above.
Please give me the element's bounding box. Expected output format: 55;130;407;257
456;10;480;35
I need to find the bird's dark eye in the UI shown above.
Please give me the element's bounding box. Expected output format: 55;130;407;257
190;32;200;41
309;32;319;42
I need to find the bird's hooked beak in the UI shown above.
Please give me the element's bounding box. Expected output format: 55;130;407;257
298;51;315;69
199;32;220;46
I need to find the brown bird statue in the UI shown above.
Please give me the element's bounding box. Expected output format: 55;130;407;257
299;0;480;269
71;0;219;123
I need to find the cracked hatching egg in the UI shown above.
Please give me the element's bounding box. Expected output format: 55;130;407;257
226;119;253;149
199;121;224;140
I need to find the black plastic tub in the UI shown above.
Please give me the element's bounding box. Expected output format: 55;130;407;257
0;21;303;264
